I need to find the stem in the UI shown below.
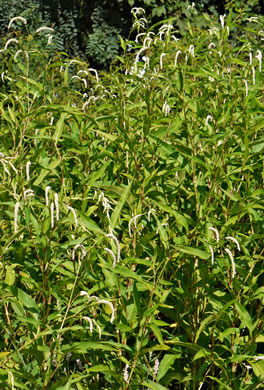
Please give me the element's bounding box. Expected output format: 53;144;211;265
58;258;82;336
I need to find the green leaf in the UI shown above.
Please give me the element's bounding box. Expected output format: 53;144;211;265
78;213;103;233
62;342;116;353
207;376;232;390
251;360;264;378
63;375;73;390
49;377;71;390
33;159;60;186
5;267;16;286
16;315;40;326
109;265;152;290
110;181;133;229
60;237;86;249
195;314;215;343
154;216;168;248
235;301;254;337
252;119;264;132
229;58;248;67
164;340;201;352
152;202;189;230
198;66;221;81
141;381;168;390
8;286;39;320
119;35;126;51
86;162;110;187
0;352;10;359
157;354;178;381
101;267;117;287
149;323;164;345
30;211;42;236
10;301;24;316
1;228;26;256
178;247;209;260
87;364;110;372
193;348;211;361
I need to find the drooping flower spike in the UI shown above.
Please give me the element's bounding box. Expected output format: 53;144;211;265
209;227;220;243
225;248;236;279
8;16;27;30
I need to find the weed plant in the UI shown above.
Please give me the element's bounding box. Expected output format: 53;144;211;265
0;8;264;390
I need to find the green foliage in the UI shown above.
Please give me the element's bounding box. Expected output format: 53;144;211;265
0;0;43;34
1;0;264;70
84;6;121;67
225;0;262;15
51;4;81;57
0;0;82;58
127;0;221;19
0;7;264;390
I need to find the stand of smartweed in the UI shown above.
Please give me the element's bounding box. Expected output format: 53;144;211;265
0;7;264;390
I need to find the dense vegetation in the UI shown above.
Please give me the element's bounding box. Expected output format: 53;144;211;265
0;0;264;68
0;5;264;389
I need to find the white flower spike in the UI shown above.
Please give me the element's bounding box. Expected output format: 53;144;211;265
208;43;216;50
162;101;171;116
14;202;20;233
45;186;51;206
174;50;181;67
209;227;220;243
83;316;93;333
153;359;160;377
72;244;86;261
254;356;264;361
104;247;117;268
26;161;31;181
252;66;255;85
88;68;99;83
14;50;22;61
225;248;236;279
135;32;146;42
4;38;19;51
97;299;115;323
8;16;27;30
50;202;54;228
160;53;166;70
54;193;59;221
243;79;248;97
80;290;89;297
209;245;214;265
225;236;241;251
205;115;213;126
249;51;253;66
36;26;54;33
123;364;129;383
106;231;121;263
24;189;35;199
256;50;262;72
128;214;142;237
220;14;226;29
67;206;78;228
189;45;195;58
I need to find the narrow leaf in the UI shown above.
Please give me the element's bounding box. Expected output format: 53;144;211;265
110;181;133;229
157;354;178;381
179;247;209;259
235;301;254;337
141;381;168;390
54;112;68;143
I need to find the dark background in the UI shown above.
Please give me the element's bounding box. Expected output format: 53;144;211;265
0;0;263;68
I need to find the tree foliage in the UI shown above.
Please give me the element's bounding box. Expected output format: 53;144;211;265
0;0;264;68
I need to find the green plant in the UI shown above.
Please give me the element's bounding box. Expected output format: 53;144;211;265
84;5;121;68
0;7;264;389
